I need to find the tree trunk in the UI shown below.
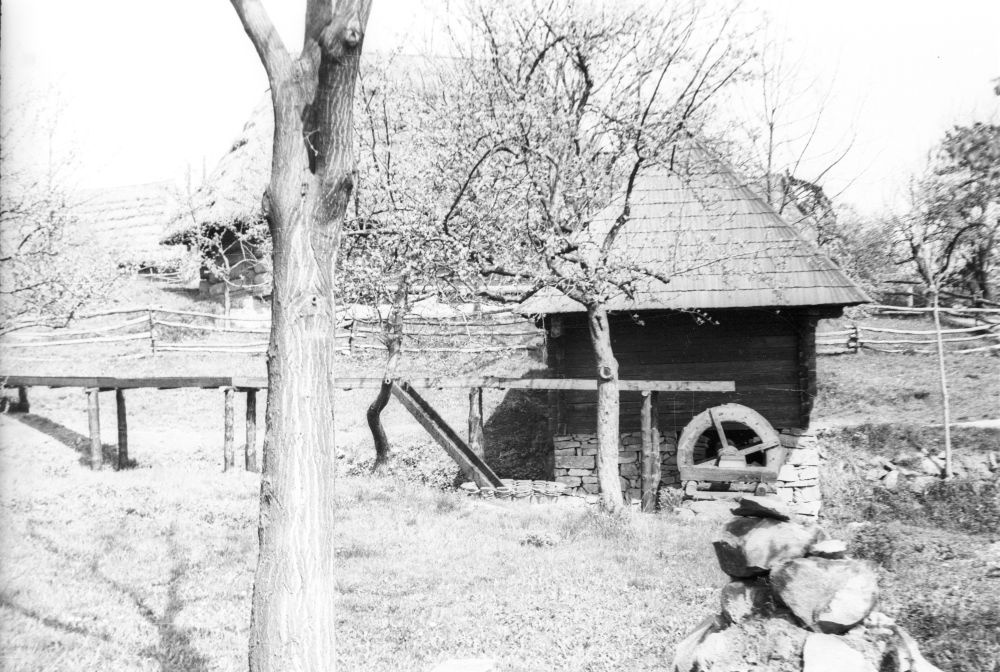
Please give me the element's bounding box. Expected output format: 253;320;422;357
238;2;373;670
367;282;407;470
587;304;624;511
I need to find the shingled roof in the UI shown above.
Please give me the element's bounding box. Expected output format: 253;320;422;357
518;143;870;314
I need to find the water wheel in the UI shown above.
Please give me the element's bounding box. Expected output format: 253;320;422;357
677;403;784;483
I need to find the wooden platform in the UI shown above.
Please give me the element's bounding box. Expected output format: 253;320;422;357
2;374;735;393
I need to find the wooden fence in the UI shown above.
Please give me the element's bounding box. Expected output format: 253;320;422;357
816;305;1000;355
5;303;999;357
0;306;544;356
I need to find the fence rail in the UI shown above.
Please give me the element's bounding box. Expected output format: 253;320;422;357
1;305;544;356
816;304;1000;355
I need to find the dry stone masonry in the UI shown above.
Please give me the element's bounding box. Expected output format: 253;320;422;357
672;495;942;672
553;428;826;518
553;431;678;502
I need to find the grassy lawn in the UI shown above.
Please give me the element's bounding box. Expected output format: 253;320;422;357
0;388;724;672
1;291;998;671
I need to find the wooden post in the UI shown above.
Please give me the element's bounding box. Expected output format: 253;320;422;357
86;388;102;470
640;390;661;512
468;387;484;459
115;389;128;470
9;386;30;413
147;308;157;355
931;289;953;478
245;388;258;472
223;387;235;471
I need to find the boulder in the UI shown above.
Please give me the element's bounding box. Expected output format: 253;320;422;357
731;494;792;521
713;517;820;578
808;539;848;559
673;615;807;672
772;558;878;633
720;579;772;623
803;633;875;672
672;614;723;672
684;500;739;519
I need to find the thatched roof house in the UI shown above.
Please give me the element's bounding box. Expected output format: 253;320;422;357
161;96;272;247
72;181;185;270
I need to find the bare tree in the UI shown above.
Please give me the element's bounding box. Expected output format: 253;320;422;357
344;52;521;468
455;0;755;510
0;100;126;334
226;1;371;669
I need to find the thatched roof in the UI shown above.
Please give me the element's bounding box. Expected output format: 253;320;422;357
72;181;186;268
518;144;870;314
161;95;272;246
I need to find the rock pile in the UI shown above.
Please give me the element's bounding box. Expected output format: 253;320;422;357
860;448;998;492
673;495;942;672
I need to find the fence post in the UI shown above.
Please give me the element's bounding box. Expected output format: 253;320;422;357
849;325;861;354
86;387;103;470
115;389;128;470
245;388;258;472
223;387;235;471
147;307;157;355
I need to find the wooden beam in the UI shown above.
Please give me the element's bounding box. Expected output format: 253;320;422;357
245;389;258;472
3;374;734;394
223;387;235;472
679;465;778;483
115;389;128;470
640;391;661;512
389;382;503;488
15;387;29;413
468;388;484;460
85;388;102;470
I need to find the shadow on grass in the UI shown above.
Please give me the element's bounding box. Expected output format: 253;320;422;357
12;413;131;468
22;522;209;672
483;368;551;480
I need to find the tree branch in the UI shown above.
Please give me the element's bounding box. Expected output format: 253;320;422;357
228;0;294;86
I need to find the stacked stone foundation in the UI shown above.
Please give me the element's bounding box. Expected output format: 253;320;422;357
553;431;679;502
553;427;824;517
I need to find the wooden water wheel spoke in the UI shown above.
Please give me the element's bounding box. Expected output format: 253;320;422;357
709;408;728;448
677;404;785;482
693;441;779;468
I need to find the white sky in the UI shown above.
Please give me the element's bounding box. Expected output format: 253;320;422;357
1;0;998;216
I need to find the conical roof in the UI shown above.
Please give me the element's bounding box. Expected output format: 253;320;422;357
519;143;870;314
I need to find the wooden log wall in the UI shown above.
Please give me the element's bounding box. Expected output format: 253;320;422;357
545;308;836;434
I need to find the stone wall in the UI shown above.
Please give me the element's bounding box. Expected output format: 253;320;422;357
552;427;825;518
553;431;679;502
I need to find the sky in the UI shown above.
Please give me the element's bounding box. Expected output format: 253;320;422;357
1;0;998;216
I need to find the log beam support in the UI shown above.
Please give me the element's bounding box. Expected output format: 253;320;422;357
245;388;258;472
223;387;235;471
468;387;484;460
86;387;102;470
115;389;128;470
640;390;661;512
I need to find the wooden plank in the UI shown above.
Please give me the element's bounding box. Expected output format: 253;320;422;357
86;388;102;470
468;388;484;459
245;389;258;472
223;387;235;472
679;465;778;482
4;375;101;388
389;383;503;488
115;389;128;470
640;391;661;512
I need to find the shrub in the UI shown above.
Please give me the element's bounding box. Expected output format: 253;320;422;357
343;440;458;490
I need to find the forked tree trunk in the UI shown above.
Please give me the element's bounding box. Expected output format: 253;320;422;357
367;282;407;470
587;304;624;511
230;2;373;670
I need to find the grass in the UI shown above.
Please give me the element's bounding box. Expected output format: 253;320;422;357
819;427;1000;672
0;387;726;672
1;284;998;670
